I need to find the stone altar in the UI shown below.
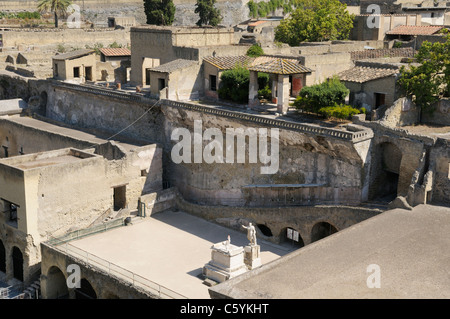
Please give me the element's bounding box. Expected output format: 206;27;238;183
203;239;248;283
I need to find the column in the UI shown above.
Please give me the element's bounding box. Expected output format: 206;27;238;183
277;74;290;114
248;70;259;108
271;76;277;104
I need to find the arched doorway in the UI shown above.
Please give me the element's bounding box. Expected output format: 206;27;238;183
311;222;338;243
0;240;6;273
370;142;402;201
12;246;23;281
281;227;305;248
257;224;273;237
75;278;97;299
46;266;69;299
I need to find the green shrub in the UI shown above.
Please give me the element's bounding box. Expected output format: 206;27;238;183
293;77;349;114
318;104;361;120
218;64;250;103
218;66;271;103
258;86;272;100
57;44;66;53
246;44;264;57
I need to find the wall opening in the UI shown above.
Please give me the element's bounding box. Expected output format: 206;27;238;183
40;91;48;116
370;142;402;201
311;222;338;243
2;146;8;158
2;200;19;228
145;69;151;86
257;224;273;237
113;185;127;211
46;266;69;299
85;66;93;81
158;78;166;91
12;246;23;281
209;75;217;91
0;240;5;273
73;67;80;78
374;92;386;108
281;227;304;248
75;279;97;299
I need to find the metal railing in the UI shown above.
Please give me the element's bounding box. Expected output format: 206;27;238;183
45;219;187;299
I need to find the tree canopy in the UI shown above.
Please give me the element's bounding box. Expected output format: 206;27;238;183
37;0;73;28
398;32;450;114
274;0;354;45
194;0;222;27
143;0;176;26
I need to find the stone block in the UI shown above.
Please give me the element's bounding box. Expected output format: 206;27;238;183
203;241;248;283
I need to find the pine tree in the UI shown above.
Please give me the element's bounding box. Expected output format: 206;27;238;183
143;0;176;26
194;0;222;27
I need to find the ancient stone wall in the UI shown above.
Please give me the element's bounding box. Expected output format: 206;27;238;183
162;100;373;206
175;194;383;246
0;28;130;49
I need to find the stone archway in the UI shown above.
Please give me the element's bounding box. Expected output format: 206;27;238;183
257;224;273;237
75;278;97;299
12;246;23;281
280;227;305;248
311;222;338;243
45;266;69;299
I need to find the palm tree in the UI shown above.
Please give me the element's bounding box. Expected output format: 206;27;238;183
37;0;73;28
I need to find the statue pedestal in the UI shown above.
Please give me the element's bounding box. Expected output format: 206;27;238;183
203;242;248;283
244;244;261;270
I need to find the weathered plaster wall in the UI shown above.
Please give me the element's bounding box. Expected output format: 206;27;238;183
429;138;450;206
0;117;95;158
422;99;450;126
162;103;371;206
46;83;164;144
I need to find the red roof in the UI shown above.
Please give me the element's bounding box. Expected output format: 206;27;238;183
386;25;444;36
248;20;267;27
99;48;131;57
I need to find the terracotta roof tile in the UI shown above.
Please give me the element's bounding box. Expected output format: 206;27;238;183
248;58;312;75
203;56;254;70
386;25;444;36
337;66;399;83
203;55;312;74
99;48;131;56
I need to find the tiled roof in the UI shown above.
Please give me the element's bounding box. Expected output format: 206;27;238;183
150;59;197;73
248;58;313;75
248;20;267;27
99;48;131;56
204;55;312;74
52;49;95;60
386;25;444;36
203;56;254;70
337;66;399;83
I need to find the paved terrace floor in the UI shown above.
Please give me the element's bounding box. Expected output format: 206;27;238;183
69;210;295;299
209;204;450;299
